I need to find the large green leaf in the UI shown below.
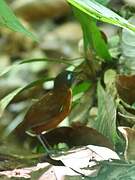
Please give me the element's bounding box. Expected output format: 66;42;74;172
67;0;135;32
0;77;53;118
73;8;111;60
95;82;120;145
95;0;110;6
0;0;37;41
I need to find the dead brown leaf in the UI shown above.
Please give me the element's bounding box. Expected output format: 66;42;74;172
116;75;135;104
118;127;135;161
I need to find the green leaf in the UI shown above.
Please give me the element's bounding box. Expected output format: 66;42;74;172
87;17;111;60
73;8;111;60
0;77;53;118
73;81;91;95
0;57;79;77
20;57;77;66
0;87;22;118
95;82;120;145
0;0;37;41
67;0;135;32
95;0;110;6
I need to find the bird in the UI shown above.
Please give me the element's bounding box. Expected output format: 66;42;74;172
19;70;74;153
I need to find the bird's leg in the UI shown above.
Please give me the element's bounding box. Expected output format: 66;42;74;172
37;134;52;155
37;134;64;165
37;134;61;157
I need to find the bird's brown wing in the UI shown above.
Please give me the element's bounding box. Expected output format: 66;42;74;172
22;91;63;131
31;89;72;134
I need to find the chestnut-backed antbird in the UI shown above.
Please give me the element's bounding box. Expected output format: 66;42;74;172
19;71;74;153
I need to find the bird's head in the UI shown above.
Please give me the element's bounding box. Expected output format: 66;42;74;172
54;70;75;90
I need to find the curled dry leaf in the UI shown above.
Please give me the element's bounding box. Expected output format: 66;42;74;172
52;145;119;177
45;125;114;149
116;75;135;104
39;166;81;180
118;127;135;161
12;0;70;21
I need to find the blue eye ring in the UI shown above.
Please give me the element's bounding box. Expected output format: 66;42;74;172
67;73;73;81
